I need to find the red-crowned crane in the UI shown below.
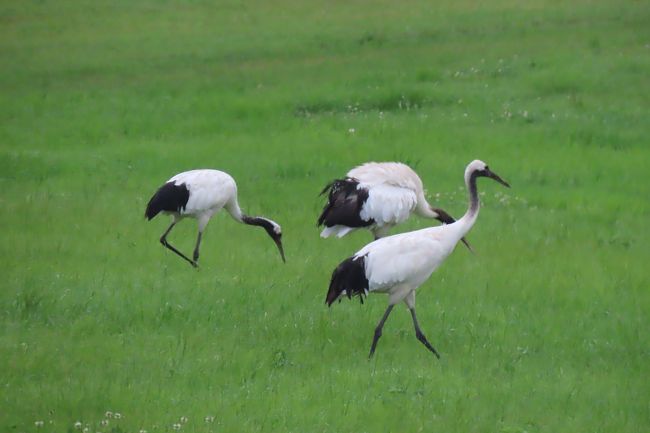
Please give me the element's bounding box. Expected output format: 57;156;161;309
145;169;285;268
318;161;471;250
325;160;509;358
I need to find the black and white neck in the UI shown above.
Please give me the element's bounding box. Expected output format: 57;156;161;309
452;160;510;243
455;161;482;238
242;215;282;236
226;201;285;262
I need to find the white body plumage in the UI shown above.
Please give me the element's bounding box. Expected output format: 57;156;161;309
167;169;239;226
356;225;460;305
350;163;427;230
318;162;459;240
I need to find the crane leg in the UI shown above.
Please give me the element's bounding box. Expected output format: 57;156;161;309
368;305;394;358
160;221;198;268
409;308;440;359
192;231;202;263
372;226;390;240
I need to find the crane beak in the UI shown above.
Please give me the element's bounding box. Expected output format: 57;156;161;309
485;168;510;188
461;237;474;253
273;236;286;263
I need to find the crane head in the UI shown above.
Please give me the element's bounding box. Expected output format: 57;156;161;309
272;232;286;263
482;166;510;188
243;215;286;262
468;160;510;188
263;219;286;263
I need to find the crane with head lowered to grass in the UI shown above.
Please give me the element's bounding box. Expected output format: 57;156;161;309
145;169;285;268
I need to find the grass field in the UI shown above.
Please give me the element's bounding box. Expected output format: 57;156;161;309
1;0;649;431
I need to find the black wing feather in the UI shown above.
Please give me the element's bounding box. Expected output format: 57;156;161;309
144;182;190;220
326;254;369;306
317;178;374;228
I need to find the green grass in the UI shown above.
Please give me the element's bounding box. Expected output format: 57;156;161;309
1;0;649;431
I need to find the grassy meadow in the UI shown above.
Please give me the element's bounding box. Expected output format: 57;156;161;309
1;0;649;431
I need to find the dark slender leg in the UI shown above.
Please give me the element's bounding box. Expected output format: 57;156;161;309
409;308;440;358
159;222;197;268
372;226;389;241
369;305;394;358
193;231;202;263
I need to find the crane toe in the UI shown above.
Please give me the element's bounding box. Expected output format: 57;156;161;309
415;330;440;359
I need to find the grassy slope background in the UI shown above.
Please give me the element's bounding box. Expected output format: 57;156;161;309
1;0;649;432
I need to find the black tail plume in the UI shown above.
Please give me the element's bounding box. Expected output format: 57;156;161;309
318;178;373;228
145;182;190;220
326;255;369;306
319;180;336;196
145;198;161;220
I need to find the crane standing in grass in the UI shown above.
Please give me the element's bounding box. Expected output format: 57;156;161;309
145;169;285;268
318;161;471;250
325;160;510;358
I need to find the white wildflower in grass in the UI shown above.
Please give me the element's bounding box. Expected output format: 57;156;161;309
114;413;122;419
83;427;89;433
105;411;113;419
348;128;355;134
74;421;82;430
180;416;188;423
204;416;215;423
139;430;148;433
34;421;44;427
172;423;182;430
100;419;109;426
